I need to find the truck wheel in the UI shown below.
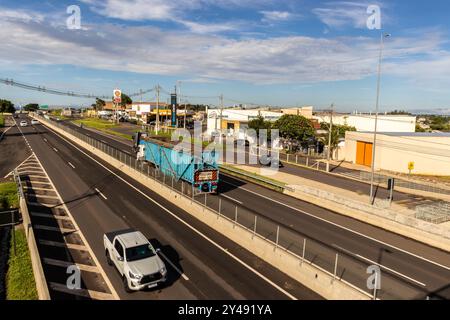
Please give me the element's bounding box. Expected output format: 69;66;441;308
123;276;132;293
106;250;113;266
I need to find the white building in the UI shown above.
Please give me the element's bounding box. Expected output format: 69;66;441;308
207;109;282;136
345;131;450;175
314;114;416;133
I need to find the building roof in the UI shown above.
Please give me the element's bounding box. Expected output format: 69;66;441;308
358;132;450;137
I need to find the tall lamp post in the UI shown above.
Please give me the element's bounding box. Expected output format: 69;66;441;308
369;32;391;204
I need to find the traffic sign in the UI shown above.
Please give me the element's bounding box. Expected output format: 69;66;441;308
113;89;122;104
408;161;415;171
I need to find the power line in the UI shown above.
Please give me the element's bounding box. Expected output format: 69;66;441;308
0;78;157;100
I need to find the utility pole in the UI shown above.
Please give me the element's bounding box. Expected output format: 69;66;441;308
219;94;224;133
369;33;391;204
156;84;160;135
326;103;334;173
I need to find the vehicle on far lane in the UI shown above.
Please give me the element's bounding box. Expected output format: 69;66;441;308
104;229;167;292
31;119;39;125
20;120;28;127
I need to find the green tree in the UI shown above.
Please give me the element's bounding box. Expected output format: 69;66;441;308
248;113;272;137
112;93;133;108
23;103;39;112
387;110;412;115
319;123;356;155
273;114;315;142
0;99;15;113
415;124;426;132
92;98;106;111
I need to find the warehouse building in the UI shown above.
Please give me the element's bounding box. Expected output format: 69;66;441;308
314;114;416;133
345;132;450;176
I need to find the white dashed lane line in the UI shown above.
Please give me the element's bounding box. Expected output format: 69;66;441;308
68;162;76;169
95;188;108;200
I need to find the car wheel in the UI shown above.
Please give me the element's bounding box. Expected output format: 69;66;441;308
106;250;113;266
123;276;132;293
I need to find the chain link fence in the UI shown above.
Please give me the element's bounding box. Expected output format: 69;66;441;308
36;115;432;300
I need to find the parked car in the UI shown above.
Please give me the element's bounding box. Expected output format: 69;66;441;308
31;119;39;125
104;229;167;292
20;120;28;127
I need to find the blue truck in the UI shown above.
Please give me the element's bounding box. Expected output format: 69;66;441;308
134;133;219;193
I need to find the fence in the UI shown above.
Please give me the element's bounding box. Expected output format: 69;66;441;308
35;114;432;300
416;202;450;224
254;145;450;196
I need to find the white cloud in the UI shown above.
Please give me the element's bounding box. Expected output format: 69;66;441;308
1;7;449;88
260;11;292;22
313;1;385;29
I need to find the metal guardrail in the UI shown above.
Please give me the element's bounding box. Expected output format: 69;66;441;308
0;210;21;227
35;114;437;300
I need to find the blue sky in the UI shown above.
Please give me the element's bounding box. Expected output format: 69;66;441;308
0;0;449;112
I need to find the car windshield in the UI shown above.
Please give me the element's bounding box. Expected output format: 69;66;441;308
126;244;155;262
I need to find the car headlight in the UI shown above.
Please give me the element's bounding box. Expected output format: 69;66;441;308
129;272;143;280
160;267;167;275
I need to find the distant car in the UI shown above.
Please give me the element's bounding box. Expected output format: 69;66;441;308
31;119;39;125
20;120;28;127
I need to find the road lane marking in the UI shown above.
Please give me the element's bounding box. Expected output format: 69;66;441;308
49;282;114;300
95;188;108;200
68;162;76;169
44;258;98;272
222;179;450;271
53;147;58;152
221;194;243;205
31;212;71;220
39;240;87;251
332;244;427;287
158;251;189;281
35;225;77;233
42;123;298;300
30;150;120;300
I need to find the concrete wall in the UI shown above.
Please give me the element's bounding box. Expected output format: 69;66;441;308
280;106;313;119
345;132;450;175
315;115;416;133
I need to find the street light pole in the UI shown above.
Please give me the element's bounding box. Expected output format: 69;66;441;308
326;103;334;173
369;33;391;204
156;84;160;135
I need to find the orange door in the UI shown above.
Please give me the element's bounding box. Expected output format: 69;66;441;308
364;143;373;167
356;141;366;165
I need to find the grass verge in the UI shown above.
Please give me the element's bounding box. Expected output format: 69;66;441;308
220;165;286;193
73;118;133;141
0;114;4;127
0;182;19;211
6;228;38;300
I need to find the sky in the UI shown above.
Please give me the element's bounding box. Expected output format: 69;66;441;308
0;0;449;112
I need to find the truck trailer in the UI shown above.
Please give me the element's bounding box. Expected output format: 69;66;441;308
134;133;219;193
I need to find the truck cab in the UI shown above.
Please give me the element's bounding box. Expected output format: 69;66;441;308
104;229;167;292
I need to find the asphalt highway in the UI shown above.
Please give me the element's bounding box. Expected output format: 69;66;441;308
56;119;450;300
15;115;322;300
